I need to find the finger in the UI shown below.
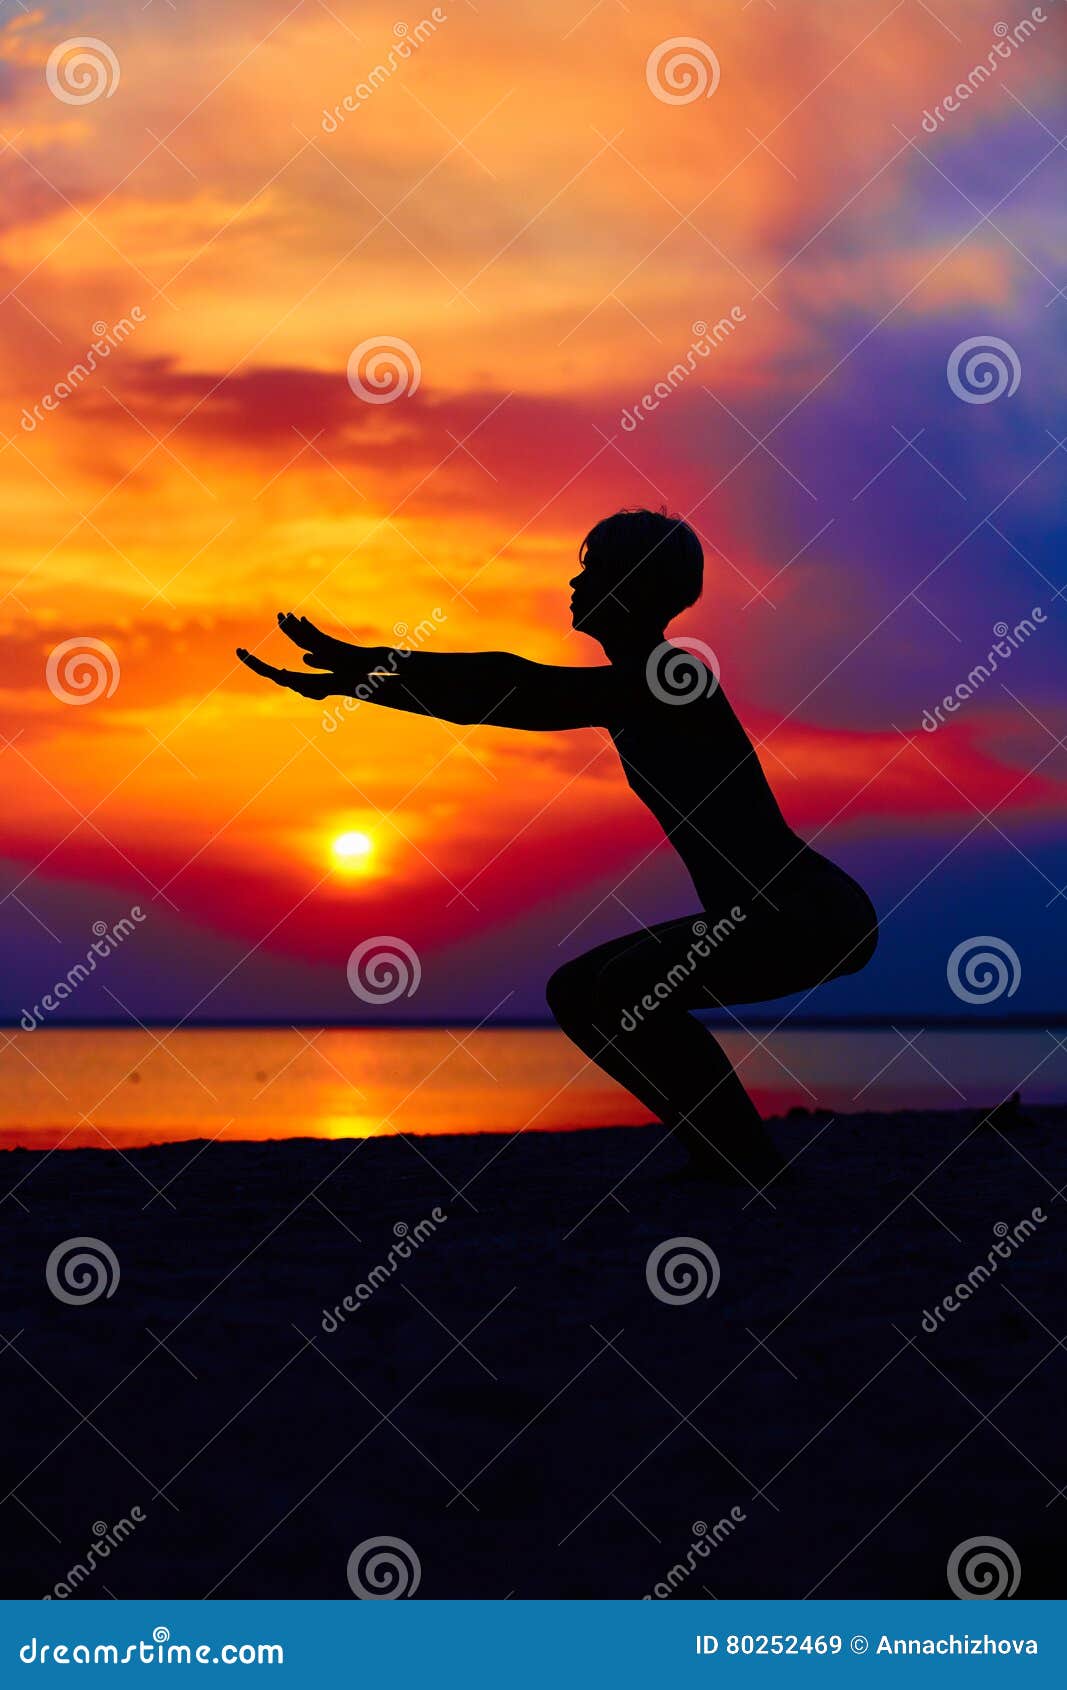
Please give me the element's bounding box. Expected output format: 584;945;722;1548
236;649;292;685
237;646;270;671
236;647;273;675
279;611;331;653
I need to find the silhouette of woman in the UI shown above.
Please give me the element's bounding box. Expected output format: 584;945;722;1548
238;508;877;1186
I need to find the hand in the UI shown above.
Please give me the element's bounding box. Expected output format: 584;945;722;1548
277;611;368;671
236;648;339;699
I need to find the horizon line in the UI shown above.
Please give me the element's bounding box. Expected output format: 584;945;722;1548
4;1015;1066;1032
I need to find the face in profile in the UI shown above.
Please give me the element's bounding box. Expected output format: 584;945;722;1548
569;542;617;641
569;510;704;651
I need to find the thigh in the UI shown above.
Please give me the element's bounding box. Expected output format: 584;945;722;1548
594;892;871;1016
591;914;733;1018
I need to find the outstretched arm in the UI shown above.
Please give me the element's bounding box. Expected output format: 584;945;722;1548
362;648;624;730
236;614;621;731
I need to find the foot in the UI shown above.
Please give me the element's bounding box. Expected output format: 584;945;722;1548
675;1121;790;1191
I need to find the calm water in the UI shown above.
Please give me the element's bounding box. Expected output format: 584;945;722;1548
2;1027;1064;1150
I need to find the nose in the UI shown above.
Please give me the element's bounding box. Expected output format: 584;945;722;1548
569;574;581;590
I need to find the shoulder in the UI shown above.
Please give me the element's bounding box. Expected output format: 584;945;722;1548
612;646;724;718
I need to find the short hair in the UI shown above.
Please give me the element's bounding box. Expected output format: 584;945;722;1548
579;508;703;624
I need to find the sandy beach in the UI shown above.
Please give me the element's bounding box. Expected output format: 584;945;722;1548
2;1105;1064;1600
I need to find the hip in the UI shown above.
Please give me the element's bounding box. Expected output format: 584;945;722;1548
696;846;878;975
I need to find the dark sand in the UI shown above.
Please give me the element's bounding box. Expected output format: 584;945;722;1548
2;1106;1065;1600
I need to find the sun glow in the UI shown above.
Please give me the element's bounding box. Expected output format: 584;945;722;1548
331;830;374;866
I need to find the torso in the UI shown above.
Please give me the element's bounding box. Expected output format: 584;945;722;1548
610;673;818;914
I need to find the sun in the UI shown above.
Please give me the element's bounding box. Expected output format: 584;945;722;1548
331;830;374;867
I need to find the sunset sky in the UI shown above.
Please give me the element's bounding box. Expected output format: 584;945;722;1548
2;0;1064;1024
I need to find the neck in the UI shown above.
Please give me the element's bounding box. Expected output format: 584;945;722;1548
601;628;666;665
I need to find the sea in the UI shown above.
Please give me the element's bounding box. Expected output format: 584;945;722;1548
2;1026;1064;1150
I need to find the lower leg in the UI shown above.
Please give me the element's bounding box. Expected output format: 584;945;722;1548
613;1009;782;1181
549;962;778;1182
545;977;675;1121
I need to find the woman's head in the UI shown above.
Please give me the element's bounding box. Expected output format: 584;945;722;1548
570;508;703;649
